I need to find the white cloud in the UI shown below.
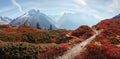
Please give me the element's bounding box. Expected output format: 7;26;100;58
11;0;24;13
74;4;102;20
74;0;87;6
107;0;120;13
93;14;102;20
0;7;13;13
85;7;103;20
85;7;102;20
60;10;75;16
93;0;120;14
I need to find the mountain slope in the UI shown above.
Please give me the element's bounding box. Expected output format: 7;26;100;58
84;18;120;59
10;9;57;29
58;13;100;30
112;14;120;19
0;16;12;24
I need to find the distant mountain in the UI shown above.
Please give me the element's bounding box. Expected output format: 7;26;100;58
10;9;57;29
58;13;100;30
112;14;120;19
0;16;12;24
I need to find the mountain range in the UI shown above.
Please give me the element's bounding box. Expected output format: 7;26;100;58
10;9;57;30
0;9;120;30
58;13;100;29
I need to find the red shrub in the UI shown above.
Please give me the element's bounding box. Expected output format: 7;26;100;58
106;48;120;59
72;25;94;39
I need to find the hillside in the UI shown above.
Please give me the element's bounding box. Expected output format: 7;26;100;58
0;15;120;59
0;24;95;59
75;18;120;59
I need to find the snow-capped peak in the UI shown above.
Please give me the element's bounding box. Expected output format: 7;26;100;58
0;16;12;24
10;9;57;29
28;9;40;15
21;13;30;18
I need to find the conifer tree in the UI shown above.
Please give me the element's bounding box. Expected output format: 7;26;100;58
36;22;41;29
49;24;52;30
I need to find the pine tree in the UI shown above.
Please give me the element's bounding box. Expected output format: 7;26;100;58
49;24;52;30
36;22;41;29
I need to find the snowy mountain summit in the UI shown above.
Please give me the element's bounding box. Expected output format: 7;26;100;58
10;9;57;29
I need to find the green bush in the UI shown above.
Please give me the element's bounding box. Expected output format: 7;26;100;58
0;42;40;59
0;29;71;44
109;38;120;44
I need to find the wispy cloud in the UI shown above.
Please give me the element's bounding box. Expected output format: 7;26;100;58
93;14;102;20
106;0;120;13
11;0;24;13
74;0;87;6
1;0;119;20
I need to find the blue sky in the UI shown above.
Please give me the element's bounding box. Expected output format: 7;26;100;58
0;0;120;21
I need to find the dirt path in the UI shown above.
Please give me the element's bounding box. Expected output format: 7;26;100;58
57;30;101;59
